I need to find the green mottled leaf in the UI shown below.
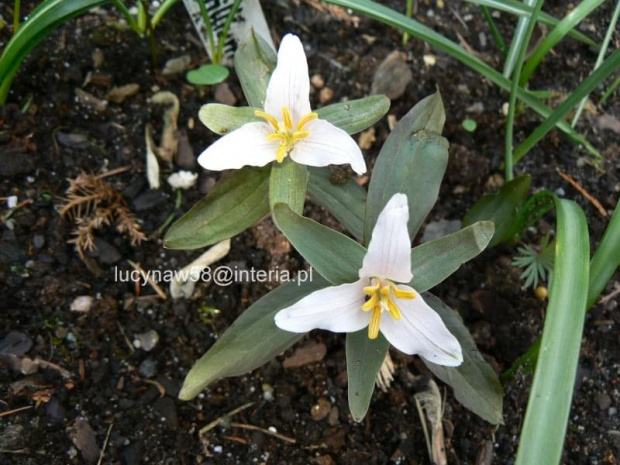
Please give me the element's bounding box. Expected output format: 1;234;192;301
179;276;330;400
316;95;390;135
234;31;276;108
411;222;495;292
198;104;261;135
269;157;308;215
164;166;269;249
365;92;449;245
307;168;367;241
463;175;531;246
422;293;504;425
272;203;365;284
346;331;389;422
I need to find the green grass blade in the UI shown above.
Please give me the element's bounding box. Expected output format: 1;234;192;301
599;75;620;106
520;0;605;85
465;0;598;47
323;0;599;159
571;0;620;127
503;0;536;78
587;202;620;308
0;0;110;105
504;0;546;181
513;49;620;164
481;5;507;56
515;198;589;465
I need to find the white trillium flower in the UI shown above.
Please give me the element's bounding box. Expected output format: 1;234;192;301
197;34;366;175
275;194;463;366
167;171;198;190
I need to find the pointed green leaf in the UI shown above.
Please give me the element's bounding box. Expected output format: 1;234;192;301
411;221;495;292
516;199;589;464
179;275;330;400
269;158;308;215
199;104;261;135
316;95;390;135
164;166;269;250
233;31;276;108
187;64;230;86
364;92;449;245
422;293;504;425
307;168;367;241
463;175;531;246
272;203;365;284
346;331;390;422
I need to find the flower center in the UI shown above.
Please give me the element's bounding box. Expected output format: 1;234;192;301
255;107;318;163
362;278;416;340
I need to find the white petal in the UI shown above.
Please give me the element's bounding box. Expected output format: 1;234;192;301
197;123;277;171
290;119;367;175
360;193;412;282
274;279;369;333
380;288;462;366
264;34;311;122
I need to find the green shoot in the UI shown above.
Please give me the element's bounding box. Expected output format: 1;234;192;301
599;75;620;106
403;0;413;45
571;0;620;127
481;5;507;56
13;0;21;34
504;0;546;181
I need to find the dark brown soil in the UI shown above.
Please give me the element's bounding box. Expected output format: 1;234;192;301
1;1;619;464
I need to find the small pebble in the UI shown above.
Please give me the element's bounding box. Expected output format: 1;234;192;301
311;74;324;89
310;398;332;421
6;196;17;209
133;330;159;352
70;296;94;313
319;87;334;104
262;383;275;402
138;358;157;378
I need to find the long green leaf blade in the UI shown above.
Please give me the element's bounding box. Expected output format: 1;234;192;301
346;331;389;422
323;0;599;158
520;0;605;84
587;202;620;308
515;198;589;465
514;49;620;163
365;92;449;244
272;203;365;284
164;166;270;249
0;0;110;104
307;168;367;241
179;276;329;400
422;293;504;425
411;222;495;292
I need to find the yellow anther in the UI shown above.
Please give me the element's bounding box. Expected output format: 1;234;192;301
392;285;416;300
255;110;279;131
281;107;293;130
368;307;381;339
296;112;318;130
386;299;401;320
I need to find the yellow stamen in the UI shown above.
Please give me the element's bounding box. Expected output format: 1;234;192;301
292;130;310;141
362;293;378;311
255;110;279;131
282;107;293;130
296;112;318;130
266;133;287;143
255;108;318;164
362;278;415;339
392;285;416;300
368;307;381;339
276;145;288;163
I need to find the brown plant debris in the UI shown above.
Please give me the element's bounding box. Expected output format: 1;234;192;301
58;172;146;259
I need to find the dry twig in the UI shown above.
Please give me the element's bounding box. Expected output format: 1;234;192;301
557;169;608;217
